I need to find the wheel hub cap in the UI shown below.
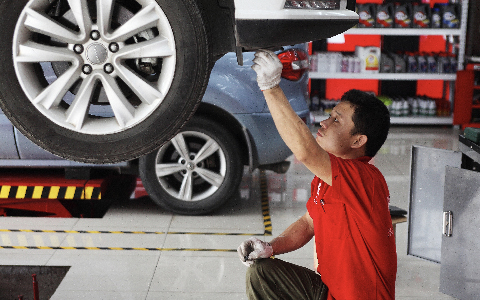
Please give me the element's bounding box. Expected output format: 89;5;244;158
86;43;108;65
186;162;195;171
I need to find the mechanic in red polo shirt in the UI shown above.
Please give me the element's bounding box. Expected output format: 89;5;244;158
238;50;397;300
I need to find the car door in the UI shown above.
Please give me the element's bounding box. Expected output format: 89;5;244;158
0;109;19;159
14;128;62;160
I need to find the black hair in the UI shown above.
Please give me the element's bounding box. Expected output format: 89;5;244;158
340;89;390;157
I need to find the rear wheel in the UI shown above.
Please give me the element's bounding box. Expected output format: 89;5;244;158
0;0;210;163
139;116;244;215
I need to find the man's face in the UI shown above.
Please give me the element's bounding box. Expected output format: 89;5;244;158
316;101;359;158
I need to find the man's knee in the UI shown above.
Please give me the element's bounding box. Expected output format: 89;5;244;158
246;259;280;300
246;258;277;283
246;259;281;288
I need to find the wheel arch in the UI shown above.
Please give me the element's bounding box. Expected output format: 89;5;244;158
195;0;237;60
194;103;257;169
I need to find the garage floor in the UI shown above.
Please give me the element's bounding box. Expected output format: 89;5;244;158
0;126;460;300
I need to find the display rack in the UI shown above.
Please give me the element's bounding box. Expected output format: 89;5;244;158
311;113;454;125
310;73;456;81
310;0;469;125
453;65;480;129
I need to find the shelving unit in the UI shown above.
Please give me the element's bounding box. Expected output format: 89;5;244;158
453;65;480;129
310;0;469;125
310;73;456;81
311;113;454;125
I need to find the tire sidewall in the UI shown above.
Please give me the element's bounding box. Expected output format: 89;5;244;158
139;116;244;215
0;0;210;163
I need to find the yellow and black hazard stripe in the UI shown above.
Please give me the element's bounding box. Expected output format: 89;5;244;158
0;171;274;251
0;229;264;236
0;245;237;252
0;185;101;200
260;170;272;236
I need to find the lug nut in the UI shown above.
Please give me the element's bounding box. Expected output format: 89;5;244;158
104;63;114;74
82;64;93;74
109;42;119;53
90;30;101;40
73;44;84;54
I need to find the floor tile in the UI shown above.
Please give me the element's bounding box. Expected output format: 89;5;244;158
149;255;245;294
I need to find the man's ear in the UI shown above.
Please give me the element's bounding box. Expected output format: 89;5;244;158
352;134;367;149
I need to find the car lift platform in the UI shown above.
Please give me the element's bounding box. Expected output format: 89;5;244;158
0;170;136;218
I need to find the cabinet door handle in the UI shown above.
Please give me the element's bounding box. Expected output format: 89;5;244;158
443;211;453;237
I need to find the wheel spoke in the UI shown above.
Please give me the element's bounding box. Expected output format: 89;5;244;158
33;65;82;109
65;75;97;130
116;36;174;60
16;41;77;63
178;173;193;201
194;139;220;163
115;64;164;105
196;168;224;187
99;74;135;128
96;0;115;37
108;3;160;41
171;133;190;160
67;0;92;36
155;163;185;177
23;8;82;44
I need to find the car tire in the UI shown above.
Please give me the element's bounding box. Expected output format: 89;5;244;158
0;0;211;163
139;116;244;215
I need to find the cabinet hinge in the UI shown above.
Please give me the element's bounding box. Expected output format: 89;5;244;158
443;211;453;237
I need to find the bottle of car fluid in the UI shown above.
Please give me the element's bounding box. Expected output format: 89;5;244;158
442;3;460;28
406;52;418;73
402;98;410;116
376;3;394;28
419;97;428;115
449;53;457;73
432;5;442;28
427;54;437;73
417;53;428;73
395;3;412;28
413;3;431;28
409;97;419;115
380;53;394;73
391;53;406;73
357;4;376;28
390;98;400;117
428;99;437;116
356;46;381;73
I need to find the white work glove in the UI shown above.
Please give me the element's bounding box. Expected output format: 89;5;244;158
237;237;273;267
251;49;283;91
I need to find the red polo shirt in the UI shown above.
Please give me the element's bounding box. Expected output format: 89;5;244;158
307;154;397;300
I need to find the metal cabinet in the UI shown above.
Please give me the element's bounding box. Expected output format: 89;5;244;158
408;142;480;299
440;166;480;299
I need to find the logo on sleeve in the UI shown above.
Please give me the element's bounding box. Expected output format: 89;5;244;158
313;182;322;204
387;227;394;237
